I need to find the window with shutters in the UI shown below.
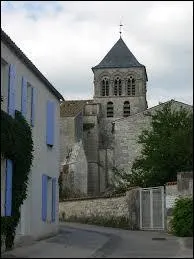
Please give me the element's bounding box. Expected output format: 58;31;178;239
1;159;13;217
107;101;114;117
127;76;136;96
22;80;36;126
8;64;16;117
123;101;130;117
1;59;8;112
101;78;109;96
51;178;56;222
26;83;32;123
42;174;56;222
114;77;122;96
1;157;6;216
47;176;52;222
46;100;55;147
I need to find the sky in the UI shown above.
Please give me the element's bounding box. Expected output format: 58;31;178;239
1;1;193;107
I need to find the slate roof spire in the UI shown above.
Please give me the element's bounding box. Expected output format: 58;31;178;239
92;37;145;70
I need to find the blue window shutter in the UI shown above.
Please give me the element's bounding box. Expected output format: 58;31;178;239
51;177;56;222
46;101;55;146
21;77;27;117
31;87;36;126
42;174;48;222
5;159;13;216
8;64;16;117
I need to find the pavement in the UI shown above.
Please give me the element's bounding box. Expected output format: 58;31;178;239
1;222;193;258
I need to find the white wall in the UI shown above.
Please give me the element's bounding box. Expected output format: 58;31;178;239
1;41;61;240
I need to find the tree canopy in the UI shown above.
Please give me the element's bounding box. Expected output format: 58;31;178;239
131;102;193;187
111;102;193;192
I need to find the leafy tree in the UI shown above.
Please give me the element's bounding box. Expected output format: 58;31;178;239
131;102;193;187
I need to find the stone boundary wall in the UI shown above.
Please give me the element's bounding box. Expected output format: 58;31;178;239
177;172;193;197
59;194;128;221
60;193;125;202
165;182;178;210
165;172;193;233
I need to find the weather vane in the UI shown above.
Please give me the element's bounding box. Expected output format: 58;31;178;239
119;21;123;37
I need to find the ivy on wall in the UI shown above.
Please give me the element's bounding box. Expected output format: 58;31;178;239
1;109;34;250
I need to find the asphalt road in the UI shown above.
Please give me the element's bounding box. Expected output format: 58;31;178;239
2;222;193;258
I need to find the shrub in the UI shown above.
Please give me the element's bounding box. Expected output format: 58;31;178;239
1;110;34;249
171;197;193;237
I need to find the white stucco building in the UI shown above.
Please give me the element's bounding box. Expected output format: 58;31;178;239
1;29;64;245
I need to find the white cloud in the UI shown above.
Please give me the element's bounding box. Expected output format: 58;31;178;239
1;1;193;106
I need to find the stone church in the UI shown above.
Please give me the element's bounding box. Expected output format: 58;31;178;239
59;36;192;197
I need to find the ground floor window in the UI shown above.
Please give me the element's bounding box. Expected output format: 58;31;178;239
42;174;56;222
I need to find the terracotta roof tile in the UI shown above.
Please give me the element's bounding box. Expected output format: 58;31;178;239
60;100;93;117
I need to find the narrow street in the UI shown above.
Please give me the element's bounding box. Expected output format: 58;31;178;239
2;222;193;258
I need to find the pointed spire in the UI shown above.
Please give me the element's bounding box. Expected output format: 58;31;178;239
92;37;144;69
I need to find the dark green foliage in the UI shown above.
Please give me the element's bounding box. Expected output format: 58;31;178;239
131;102;193;187
171;197;193;237
1;110;34;250
61;214;129;229
83;123;95;131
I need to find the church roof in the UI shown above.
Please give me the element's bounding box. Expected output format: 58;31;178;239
60;100;93;117
92;37;145;70
113;99;193;123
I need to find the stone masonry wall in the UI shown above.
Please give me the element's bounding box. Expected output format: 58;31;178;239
113;101;193;173
83;114;100;195
61;141;88;195
114;112;151;172
59;195;129;220
60;116;75;164
165;182;179;214
177;171;193;197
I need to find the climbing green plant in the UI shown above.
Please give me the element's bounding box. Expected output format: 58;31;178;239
1;109;34;250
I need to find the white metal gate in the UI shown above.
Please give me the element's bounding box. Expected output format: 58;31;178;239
140;186;165;230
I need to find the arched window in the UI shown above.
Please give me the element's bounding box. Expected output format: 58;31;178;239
107;102;114;117
114;77;122;96
123;101;130;117
127;76;135;96
101;78;109;96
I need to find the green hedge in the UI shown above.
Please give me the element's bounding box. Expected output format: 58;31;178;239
171;197;193;237
1;110;34;250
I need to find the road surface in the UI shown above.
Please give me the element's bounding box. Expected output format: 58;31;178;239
2;222;193;258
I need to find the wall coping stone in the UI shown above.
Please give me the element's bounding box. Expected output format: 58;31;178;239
61;193;126;202
165;182;177;185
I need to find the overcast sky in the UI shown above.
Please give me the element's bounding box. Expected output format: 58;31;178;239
1;1;193;107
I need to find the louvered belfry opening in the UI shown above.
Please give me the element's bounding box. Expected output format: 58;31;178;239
114;77;122;96
101;78;109;96
107;101;114;117
127;76;135;96
123;101;130;117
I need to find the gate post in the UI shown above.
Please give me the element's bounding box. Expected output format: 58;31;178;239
162;186;165;230
139;188;142;229
150;189;153;229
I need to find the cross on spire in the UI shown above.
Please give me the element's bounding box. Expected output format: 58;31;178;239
119;21;123;38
